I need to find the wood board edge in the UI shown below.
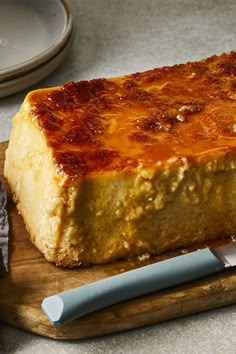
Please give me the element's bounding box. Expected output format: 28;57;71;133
1;269;236;340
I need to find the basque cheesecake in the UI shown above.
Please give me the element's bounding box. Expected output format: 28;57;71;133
4;51;236;267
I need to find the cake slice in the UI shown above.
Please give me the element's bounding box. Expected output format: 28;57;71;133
4;51;236;267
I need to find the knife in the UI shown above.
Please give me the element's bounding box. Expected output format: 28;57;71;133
42;243;236;326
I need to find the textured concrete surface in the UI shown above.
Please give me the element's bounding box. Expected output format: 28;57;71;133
0;0;236;353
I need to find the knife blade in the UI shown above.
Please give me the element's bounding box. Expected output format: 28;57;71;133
42;242;236;326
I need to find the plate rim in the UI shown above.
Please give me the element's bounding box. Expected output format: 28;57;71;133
0;27;75;98
0;0;72;82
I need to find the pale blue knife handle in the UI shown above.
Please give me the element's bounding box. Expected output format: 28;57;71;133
42;248;224;326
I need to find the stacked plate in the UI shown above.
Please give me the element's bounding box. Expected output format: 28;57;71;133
0;0;73;98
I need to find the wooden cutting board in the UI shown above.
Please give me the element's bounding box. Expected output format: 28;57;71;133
1;140;236;340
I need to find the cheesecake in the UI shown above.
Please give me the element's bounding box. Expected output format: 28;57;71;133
4;51;236;267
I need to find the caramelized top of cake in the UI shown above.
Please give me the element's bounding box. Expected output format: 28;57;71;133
29;51;236;179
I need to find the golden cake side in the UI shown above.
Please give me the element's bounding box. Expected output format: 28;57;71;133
4;51;236;267
4;101;78;266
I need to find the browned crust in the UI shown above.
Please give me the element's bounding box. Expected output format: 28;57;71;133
25;51;236;183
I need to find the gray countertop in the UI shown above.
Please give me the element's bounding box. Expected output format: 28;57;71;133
1;0;236;353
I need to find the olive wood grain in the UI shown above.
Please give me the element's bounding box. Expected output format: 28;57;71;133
0;141;236;339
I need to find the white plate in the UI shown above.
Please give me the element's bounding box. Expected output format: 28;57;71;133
0;0;72;82
0;29;75;98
